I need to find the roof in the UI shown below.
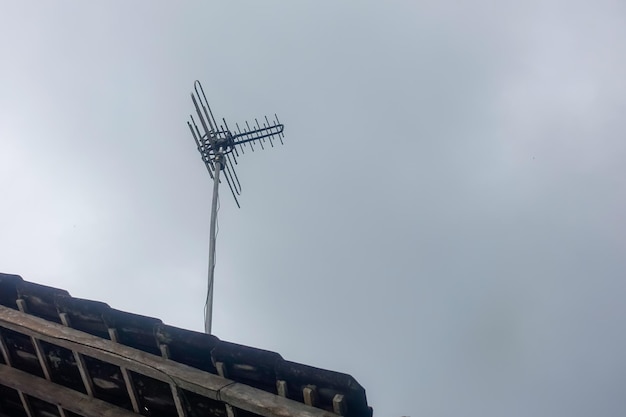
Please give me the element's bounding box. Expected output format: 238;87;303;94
0;273;372;417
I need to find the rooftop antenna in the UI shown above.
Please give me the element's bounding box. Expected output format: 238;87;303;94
187;80;285;334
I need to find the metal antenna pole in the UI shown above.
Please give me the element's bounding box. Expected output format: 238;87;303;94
205;153;222;334
188;80;285;335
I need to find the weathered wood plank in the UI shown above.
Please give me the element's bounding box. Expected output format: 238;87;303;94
59;312;95;397
303;385;318;407
0;305;341;417
276;380;288;398
0;304;229;399
160;343;187;417
0;328;34;417
220;383;338;417
0;363;139;417
108;328;141;413
17;390;35;417
226;404;237;417
333;394;346;416
216;361;228;378
17;299;69;417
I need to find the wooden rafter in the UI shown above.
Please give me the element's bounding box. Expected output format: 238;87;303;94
0;305;338;417
0;363;139;417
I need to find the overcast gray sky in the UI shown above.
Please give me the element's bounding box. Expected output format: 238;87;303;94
1;1;625;416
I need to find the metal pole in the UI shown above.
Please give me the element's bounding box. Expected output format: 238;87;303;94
205;153;222;334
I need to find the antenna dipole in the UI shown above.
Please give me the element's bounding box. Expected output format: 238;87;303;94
187;80;285;334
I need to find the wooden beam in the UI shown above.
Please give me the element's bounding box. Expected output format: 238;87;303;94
160;343;187;417
0;327;34;417
0;305;339;417
332;394;346;416
59;312;95;397
108;328;141;413
0;329;12;366
16;300;52;380
216;361;228;378
16;299;68;417
0;304;230;399
17;391;35;417
220;383;338;417
303;385;318;407
276;380;288;398
0;363;139;417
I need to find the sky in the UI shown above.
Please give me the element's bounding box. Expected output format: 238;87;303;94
1;1;625;416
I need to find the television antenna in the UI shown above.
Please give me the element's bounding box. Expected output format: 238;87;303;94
187;80;285;334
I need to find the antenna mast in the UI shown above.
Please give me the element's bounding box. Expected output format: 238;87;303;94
187;80;285;334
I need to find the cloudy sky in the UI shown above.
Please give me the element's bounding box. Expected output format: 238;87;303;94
1;1;625;416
